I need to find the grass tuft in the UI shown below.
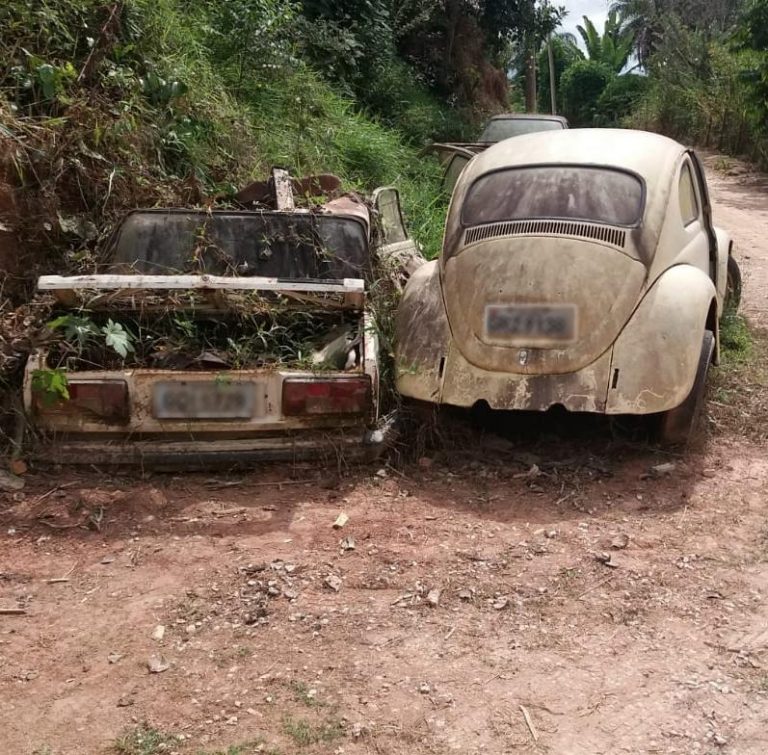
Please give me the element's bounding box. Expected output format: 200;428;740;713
719;310;753;364
112;723;178;755
282;715;344;746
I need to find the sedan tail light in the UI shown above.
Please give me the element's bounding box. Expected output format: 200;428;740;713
282;377;371;417
33;379;130;424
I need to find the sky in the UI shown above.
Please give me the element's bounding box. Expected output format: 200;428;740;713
560;0;609;41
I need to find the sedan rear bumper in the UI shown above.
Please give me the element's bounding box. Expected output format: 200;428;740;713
33;420;395;468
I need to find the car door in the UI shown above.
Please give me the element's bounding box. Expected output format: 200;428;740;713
421;144;480;194
371;187;425;287
688;150;723;295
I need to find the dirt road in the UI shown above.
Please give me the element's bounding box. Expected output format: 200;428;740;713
704;154;768;326
1;160;768;755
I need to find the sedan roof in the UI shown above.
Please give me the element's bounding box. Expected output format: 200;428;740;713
486;113;569;124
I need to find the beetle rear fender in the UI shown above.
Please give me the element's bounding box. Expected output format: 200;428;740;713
394;260;451;402
606;265;717;415
713;225;732;311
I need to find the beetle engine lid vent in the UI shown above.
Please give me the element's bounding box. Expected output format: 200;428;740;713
464;220;627;248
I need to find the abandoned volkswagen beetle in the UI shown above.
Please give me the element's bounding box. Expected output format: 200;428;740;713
396;129;741;443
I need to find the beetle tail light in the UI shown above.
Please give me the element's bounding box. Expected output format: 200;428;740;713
33;379;130;424
282;377;371;417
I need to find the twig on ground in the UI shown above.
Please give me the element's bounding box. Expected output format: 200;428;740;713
576;575;615;599
46;563;77;583
519;704;539;742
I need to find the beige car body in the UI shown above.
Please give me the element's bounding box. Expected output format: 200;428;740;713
396;129;733;418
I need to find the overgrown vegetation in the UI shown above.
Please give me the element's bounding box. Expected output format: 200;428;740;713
535;1;768;167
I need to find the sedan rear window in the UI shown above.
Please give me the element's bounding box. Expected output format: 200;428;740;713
479;119;565;142
462;166;645;228
104;211;371;280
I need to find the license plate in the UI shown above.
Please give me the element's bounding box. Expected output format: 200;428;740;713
485;304;577;342
153;381;256;420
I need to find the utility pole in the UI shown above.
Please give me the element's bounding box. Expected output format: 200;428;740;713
547;35;557;114
525;39;537;113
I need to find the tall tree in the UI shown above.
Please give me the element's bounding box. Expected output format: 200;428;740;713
565;11;635;73
610;0;745;66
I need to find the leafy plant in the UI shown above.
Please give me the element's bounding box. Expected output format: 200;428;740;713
102;319;135;358
48;314;100;351
47;315;135;360
31;368;70;404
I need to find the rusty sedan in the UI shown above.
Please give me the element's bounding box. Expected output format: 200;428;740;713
24;171;420;465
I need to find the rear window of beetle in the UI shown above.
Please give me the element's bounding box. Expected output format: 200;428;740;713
461;166;645;228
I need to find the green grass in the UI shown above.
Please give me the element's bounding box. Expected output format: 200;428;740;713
197;740;281;755
112;724;178;755
288;680;324;708
709;315;768;441
719;310;753;364
282;716;344;747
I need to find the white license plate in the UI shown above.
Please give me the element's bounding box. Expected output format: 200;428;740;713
153;381;256;420
485;304;577;342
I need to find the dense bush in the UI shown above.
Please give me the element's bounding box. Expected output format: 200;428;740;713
624;15;768;164
0;0;468;312
560;60;615;126
597;73;649;125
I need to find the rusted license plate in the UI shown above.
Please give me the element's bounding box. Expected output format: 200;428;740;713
485;304;577;342
153;381;256;419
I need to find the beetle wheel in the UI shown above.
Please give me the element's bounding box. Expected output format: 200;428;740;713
725;255;742;313
657;330;715;446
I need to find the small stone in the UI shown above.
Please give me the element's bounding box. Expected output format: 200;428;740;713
419;682;431;694
650;462;676;477
324;575;343;592
9;459;27;476
610;533;630;550
545;529;557;539
426;589;441;607
492;597;509;610
458;589;473;601
225;715;238;726
100;555;115;564
147;655;170;673
151;625;166;641
108;652;123;664
185;624;196;635
116;696;134;708
332;512;349;529
340;536;356;552
0;471;25;493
